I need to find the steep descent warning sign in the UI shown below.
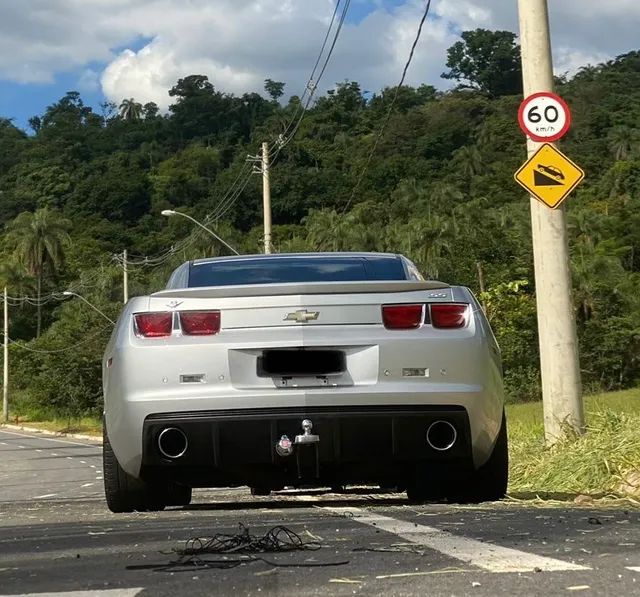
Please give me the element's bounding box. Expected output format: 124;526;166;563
514;144;585;209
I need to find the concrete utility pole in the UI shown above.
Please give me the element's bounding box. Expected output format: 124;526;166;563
261;142;272;254
517;0;584;443
123;249;129;304
3;287;8;423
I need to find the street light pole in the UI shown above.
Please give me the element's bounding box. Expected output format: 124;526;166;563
517;0;584;443
62;291;116;325
161;210;240;256
123;249;129;304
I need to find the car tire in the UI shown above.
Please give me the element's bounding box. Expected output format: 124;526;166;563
449;411;509;504
406;411;508;504
250;487;271;497
165;483;192;507
103;424;166;513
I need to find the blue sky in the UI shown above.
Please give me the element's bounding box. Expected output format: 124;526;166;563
1;1;404;130
0;0;636;132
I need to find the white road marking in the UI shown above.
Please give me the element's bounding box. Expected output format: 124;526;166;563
0;442;6;445
67;456;73;460
79;461;87;464
33;494;57;499
0;429;100;447
627;566;640;572
81;483;95;488
51;453;59;457
0;590;143;597
324;507;591;573
18;445;25;449
35;449;42;453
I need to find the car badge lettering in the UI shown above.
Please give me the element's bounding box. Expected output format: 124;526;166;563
284;309;320;323
166;300;183;309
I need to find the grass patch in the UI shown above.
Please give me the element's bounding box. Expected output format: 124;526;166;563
10;417;103;436
507;387;640;499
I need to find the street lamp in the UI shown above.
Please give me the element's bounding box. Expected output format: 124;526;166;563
161;210;240;255
62;291;115;325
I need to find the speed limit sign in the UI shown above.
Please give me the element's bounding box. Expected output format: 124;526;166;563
518;92;571;142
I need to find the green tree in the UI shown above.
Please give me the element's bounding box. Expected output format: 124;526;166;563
118;98;143;121
608;126;639;161
5;208;71;336
442;29;523;97
264;79;285;101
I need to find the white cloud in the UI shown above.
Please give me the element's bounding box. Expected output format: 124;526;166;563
0;0;639;107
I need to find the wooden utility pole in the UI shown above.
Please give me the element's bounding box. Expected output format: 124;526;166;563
261;142;272;254
517;0;584;443
123;249;129;304
3;287;8;423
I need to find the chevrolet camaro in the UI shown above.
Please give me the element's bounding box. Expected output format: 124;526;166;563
102;252;507;512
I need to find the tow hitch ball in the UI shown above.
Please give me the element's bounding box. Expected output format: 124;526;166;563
274;419;321;478
275;419;320;457
295;419;319;445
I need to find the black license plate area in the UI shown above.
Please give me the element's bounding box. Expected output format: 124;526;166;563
258;350;346;377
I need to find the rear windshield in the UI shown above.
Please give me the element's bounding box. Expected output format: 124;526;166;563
188;256;407;287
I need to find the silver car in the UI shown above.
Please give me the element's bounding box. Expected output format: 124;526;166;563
102;252;507;512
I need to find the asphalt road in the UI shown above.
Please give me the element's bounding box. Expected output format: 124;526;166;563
1;428;639;597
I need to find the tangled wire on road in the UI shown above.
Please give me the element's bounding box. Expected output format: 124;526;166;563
179;524;320;558
127;524;348;572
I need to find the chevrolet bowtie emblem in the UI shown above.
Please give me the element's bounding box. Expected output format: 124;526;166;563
284;309;320;323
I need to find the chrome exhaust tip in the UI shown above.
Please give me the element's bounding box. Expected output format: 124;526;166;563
426;420;457;451
158;427;188;459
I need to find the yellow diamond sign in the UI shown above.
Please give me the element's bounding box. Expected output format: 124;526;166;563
514;143;585;209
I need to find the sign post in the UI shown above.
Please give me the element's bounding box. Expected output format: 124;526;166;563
516;0;584;444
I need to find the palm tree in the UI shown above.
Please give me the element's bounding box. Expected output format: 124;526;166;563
453;145;483;180
5;208;71;336
119;98;143;121
0;261;36;304
608;126;639;161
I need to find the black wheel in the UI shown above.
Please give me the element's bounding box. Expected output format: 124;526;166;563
449;411;509;504
165;483;192;507
103;424;166;513
250;487;271;497
406;411;508;504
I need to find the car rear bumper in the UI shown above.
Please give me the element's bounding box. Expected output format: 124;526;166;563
139;405;474;489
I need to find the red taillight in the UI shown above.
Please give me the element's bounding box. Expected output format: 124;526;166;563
134;312;173;338
179;311;221;336
382;304;424;329
431;304;469;329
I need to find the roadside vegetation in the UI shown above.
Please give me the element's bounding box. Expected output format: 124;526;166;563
507;388;640;499
0;29;639;420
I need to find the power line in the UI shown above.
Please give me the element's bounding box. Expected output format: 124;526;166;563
342;0;433;213
6;328;110;354
118;0;353;270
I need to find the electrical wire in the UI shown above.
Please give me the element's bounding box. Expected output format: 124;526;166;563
6;328;111;354
116;0;353;270
126;524;349;573
342;0;433;213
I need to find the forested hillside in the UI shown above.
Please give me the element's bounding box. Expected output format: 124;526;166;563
1;31;639;418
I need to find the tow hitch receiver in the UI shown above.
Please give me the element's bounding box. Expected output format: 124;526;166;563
294;419;320;478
